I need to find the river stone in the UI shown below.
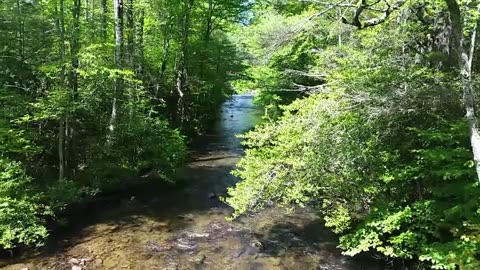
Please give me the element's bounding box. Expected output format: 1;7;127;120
174;238;197;252
185;231;210;239
72;266;82;270
189;254;206;264
80;257;93;265
69;258;80;265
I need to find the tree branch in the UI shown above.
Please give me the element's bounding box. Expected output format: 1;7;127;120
341;0;407;29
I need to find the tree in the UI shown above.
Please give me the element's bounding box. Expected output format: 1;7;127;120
225;1;480;268
325;0;480;181
0;0;246;250
108;0;124;140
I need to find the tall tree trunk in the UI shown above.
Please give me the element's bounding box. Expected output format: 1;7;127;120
108;0;124;142
15;0;24;60
101;0;108;39
135;7;144;78
56;0;67;180
126;0;135;114
198;0;214;78
153;20;172;107
84;0;88;20
204;0;214;42
126;0;134;67
159;21;173;84
67;0;81;177
445;0;480;181
175;0;194;126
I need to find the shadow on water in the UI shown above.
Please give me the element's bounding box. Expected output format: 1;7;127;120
2;95;391;270
258;218;391;270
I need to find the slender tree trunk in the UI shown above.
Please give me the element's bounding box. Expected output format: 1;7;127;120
204;0;214;42
56;0;67;180
445;0;480;181
108;0;124;142
126;0;134;67
58;119;65;180
198;0;214;78
91;0;95;21
67;0;81;177
15;0;24;60
160;24;171;85
84;0;88;20
337;9;342;46
126;0;135;114
159;21;173;84
135;7;144;78
175;0;194;126
101;0;108;39
152;22;172;108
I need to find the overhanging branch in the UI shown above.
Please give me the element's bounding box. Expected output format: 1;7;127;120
341;0;407;29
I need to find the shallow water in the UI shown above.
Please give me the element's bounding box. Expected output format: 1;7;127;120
2;95;386;270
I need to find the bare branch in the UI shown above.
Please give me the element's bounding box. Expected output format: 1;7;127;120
341;0;407;29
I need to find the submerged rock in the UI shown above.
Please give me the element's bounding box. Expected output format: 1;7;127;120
68;258;80;265
184;231;210;239
145;241;173;252
174;238;198;252
189;254;206;264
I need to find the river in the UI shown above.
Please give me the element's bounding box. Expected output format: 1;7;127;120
3;95;385;270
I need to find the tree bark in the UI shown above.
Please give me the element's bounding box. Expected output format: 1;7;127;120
64;0;81;177
445;0;480;181
108;0;124;142
56;0;67;180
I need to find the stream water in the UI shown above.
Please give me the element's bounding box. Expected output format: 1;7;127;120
3;95;386;270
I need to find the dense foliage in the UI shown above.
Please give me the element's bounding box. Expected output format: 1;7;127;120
226;0;480;269
4;0;480;268
0;0;247;249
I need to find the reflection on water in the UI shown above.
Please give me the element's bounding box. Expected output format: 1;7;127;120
194;94;263;154
2;95;386;270
216;94;263;151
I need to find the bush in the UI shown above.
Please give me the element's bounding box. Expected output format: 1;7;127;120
0;158;51;249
